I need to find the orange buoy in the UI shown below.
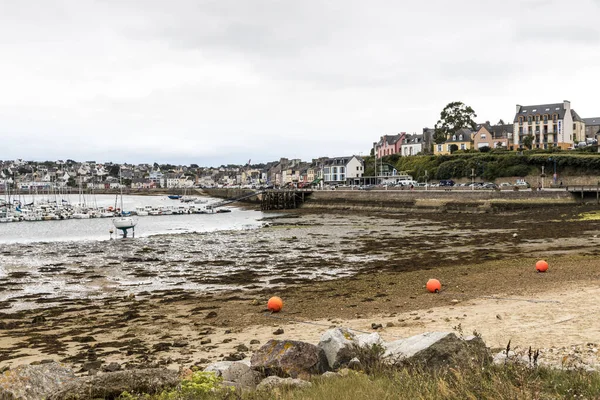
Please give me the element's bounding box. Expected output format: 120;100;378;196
426;279;441;293
536;260;549;273
267;296;283;313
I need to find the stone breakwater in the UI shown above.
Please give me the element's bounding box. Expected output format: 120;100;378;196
2;328;598;399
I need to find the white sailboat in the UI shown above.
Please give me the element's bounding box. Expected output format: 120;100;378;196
113;168;137;237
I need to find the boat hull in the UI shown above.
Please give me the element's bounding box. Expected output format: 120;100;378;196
113;217;137;229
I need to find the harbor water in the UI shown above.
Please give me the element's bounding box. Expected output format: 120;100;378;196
0;194;265;244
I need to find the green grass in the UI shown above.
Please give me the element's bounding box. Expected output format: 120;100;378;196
123;363;600;400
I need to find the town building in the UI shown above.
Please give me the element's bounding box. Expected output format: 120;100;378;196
401;133;424;156
512;101;585;150
375;133;405;158
434;128;474;155
473;122;513;149
320;156;364;185
583;117;600;140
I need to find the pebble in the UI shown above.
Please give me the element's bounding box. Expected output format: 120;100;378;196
200;338;212;345
273;328;284;335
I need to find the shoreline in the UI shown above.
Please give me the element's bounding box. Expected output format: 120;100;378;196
2;205;600;373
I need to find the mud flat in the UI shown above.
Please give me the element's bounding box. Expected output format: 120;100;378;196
2;204;600;373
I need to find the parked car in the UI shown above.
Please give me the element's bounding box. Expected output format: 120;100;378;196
515;180;530;188
439;179;455;187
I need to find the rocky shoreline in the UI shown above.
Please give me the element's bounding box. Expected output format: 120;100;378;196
2;204;600;396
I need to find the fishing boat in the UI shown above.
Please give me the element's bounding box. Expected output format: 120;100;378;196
167;195;182;200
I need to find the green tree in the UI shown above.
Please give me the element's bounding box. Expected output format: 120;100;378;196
522;134;534;150
434;102;478;144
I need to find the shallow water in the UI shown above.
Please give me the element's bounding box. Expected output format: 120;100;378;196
0;195;264;243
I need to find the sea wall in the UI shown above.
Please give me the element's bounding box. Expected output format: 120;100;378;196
203;188;582;212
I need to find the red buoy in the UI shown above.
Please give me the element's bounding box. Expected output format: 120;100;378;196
267;296;283;313
426;279;441;293
536;260;549;273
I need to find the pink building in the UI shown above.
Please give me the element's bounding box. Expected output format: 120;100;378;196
375;133;406;158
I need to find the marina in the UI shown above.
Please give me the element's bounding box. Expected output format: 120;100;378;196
0;193;224;224
0;194;265;243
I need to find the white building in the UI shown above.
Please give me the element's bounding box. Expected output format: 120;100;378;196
321;156;364;185
401;134;424;156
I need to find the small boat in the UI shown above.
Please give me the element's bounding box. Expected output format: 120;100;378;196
113;168;137;237
168;195;182;200
215;208;232;213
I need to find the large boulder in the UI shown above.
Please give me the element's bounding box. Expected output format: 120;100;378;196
0;362;76;400
204;361;260;390
47;368;179;400
318;328;385;370
256;376;312;391
251;340;329;378
317;328;357;369
384;332;489;368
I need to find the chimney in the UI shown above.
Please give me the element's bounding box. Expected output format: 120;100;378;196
563;100;571;111
516;104;521;114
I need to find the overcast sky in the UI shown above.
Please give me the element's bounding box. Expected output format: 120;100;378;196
1;0;599;166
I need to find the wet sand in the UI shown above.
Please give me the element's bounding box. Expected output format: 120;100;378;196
2;205;600;372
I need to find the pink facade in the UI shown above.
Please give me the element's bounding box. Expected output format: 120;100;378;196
376;133;405;158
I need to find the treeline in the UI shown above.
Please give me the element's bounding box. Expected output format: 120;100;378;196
364;147;600;181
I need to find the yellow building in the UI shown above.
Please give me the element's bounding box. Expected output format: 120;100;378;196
433;128;474;155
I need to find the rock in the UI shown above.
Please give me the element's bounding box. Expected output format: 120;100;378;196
223;352;246;361
205;311;218;319
31;316;46;325
386;322;395;328
384;332;489;368
251;339;329;378
172;339;188;347
371;323;383;330
496;314;502;320
48;368;180;400
356;333;384;348
321;371;340;378
72;336;96;343
318;328;357;369
102;362;122;372
250;339;261;345
153;342;171;352
256;376;312;391
222;338;233;343
273;328;284;335
347;357;362;371
0;362;76;400
81;360;103;372
200;338;212;345
205;361;260;389
235;344;249;352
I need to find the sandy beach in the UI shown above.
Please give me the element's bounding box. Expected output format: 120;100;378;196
2;204;600;373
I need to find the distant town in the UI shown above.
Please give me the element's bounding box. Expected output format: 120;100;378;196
2;100;599;191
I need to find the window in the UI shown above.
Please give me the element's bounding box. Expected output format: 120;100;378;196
452;135;457;140
543;115;548;123
536;115;539;123
553;114;558;122
528;116;532;124
519;117;523;125
356;166;359;171
459;134;463;140
481;134;487;139
437;145;442;152
519;127;523;134
460;143;466;150
553;124;557;133
573;124;576;130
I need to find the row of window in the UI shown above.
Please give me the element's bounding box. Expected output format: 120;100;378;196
437;143;467;152
518;114;559;125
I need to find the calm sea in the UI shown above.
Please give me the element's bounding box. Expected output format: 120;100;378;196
0;194;265;244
